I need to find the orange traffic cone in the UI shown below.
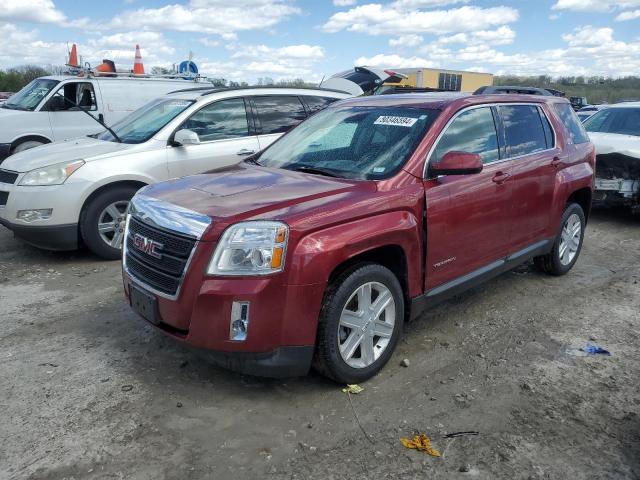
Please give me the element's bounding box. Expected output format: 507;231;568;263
133;44;145;75
68;43;79;67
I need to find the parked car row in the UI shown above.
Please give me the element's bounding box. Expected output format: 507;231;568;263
0;72;616;382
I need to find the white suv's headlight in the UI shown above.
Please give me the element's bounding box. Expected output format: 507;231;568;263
19;160;84;186
207;221;289;276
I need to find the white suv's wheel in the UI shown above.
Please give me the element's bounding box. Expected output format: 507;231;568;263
12;140;45;154
80;185;140;260
314;263;403;383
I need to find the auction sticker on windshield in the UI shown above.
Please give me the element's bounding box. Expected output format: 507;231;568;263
374;116;418;127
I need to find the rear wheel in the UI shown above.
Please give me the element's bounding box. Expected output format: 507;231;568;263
534;202;585;276
80;185;139;260
314;263;403;383
12;140;46;154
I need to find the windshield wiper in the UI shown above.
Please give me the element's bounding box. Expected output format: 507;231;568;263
287;165;340;178
57;95;122;143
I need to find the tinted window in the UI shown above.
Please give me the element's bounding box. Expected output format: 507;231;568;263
258;106;440;180
303;95;339;114
182;98;248;142
583;108;640;137
438;73;462;91
500;105;548;157
553;103;590;144
539;107;555;148
254;96;307;135
433;107;499;165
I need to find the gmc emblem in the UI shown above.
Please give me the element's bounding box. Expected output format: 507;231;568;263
132;233;163;259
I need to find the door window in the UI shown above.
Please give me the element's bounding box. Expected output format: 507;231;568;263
432;107;499;165
303;95;339;114
182;98;249;142
499;105;548;157
46;82;97;111
253;96;307;135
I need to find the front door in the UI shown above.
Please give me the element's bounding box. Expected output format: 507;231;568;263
166;97;260;178
45;82;103;140
424;106;513;290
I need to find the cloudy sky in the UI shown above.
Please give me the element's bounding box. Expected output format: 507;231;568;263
0;0;639;82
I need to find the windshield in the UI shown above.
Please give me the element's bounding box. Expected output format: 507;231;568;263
3;79;59;111
584;108;640;137
97;98;194;144
257;105;440;180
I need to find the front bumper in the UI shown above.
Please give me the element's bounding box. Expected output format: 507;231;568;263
594;177;640;206
0;216;78;250
0;143;10;164
123;249;325;378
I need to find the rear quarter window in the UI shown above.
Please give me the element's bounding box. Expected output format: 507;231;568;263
553;103;590;144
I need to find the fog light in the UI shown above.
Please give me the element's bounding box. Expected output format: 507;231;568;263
17;209;53;222
230;301;250;341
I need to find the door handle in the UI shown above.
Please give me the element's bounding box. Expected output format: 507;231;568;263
236;149;255;156
492;171;510;184
551;156;562;167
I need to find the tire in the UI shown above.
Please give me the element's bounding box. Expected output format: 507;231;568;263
534;202;586;276
12;140;46;154
313;263;404;383
80;185;140;260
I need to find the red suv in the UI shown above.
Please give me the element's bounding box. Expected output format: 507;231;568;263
122;93;595;383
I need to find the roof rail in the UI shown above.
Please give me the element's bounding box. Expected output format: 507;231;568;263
474;85;564;97
168;85;352;96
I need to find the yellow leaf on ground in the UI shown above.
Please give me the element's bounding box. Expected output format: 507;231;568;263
400;434;441;457
341;384;364;394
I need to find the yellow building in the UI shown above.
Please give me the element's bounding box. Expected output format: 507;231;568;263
392;68;494;93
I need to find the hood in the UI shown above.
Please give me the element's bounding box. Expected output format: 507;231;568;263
140;164;371;225
588;132;640;159
1;137;133;173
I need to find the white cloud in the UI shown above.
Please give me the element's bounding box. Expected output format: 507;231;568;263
437;25;515;46
389;34;423;48
322;4;519;36
200;38;220;48
355;53;436;68
110;0;300;35
0;0;65;24
561;25;613;46
552;0;640;12
390;0;469;8
333;0;357;6
616;9;640;20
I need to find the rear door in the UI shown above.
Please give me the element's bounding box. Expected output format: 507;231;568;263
250;95;308;150
166;97;259;178
499;104;559;252
424;106;513;289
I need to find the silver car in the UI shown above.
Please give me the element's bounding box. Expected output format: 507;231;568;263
0;87;350;258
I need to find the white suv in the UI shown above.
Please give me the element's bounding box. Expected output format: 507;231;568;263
0;87;349;258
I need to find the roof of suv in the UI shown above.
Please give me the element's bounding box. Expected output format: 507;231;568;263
166;86;351;101
330;92;570;110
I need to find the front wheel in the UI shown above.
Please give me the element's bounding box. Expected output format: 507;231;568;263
80;185;140;260
534;202;586;276
12;140;46;154
314;263;404;383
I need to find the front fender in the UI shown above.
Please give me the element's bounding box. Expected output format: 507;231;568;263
287;210;422;296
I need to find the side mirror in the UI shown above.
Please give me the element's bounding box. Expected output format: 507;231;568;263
44;95;67;112
173;129;200;146
430;151;483;176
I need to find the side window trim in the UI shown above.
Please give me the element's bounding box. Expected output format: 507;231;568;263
537;106;556;150
172;96;251;144
490;105;506;161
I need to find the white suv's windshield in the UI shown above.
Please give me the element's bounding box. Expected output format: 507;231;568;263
257;105;440;180
2;79;59;111
97;98;194;144
584;107;640;137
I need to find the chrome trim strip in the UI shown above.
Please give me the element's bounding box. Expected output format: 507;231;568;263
423;102;559;178
128;194;211;239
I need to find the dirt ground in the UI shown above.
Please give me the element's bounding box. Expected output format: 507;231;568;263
0;208;638;480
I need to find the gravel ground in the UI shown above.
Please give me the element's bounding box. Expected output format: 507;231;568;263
0;209;638;480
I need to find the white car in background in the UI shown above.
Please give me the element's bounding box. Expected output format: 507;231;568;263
583;103;640;212
0;87;350;258
577;104;605;123
0;75;206;163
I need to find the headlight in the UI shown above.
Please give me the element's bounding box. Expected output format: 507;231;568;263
19;160;84;186
207;221;288;276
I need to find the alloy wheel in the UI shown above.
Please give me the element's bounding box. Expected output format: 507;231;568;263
97;201;129;249
337;281;396;369
559;212;581;266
